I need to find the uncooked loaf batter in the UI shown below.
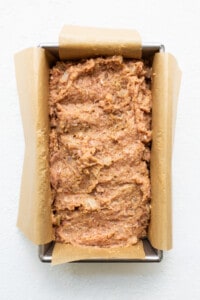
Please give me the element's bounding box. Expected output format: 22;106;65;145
49;55;152;247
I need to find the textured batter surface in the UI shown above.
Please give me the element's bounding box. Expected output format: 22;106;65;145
49;55;152;247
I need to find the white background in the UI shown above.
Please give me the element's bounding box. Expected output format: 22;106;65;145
1;0;200;299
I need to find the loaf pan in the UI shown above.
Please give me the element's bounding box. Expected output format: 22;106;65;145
38;43;164;263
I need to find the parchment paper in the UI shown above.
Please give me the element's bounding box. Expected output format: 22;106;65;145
52;241;145;265
15;26;181;264
15;48;54;244
59;25;142;60
148;53;181;250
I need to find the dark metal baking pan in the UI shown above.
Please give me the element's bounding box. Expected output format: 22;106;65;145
38;43;164;263
39;239;163;263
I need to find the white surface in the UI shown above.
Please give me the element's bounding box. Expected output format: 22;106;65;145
1;0;200;299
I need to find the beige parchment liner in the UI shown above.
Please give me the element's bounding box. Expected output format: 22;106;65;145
59;25;142;60
148;53;181;250
52;241;144;265
15;26;181;265
15;48;54;244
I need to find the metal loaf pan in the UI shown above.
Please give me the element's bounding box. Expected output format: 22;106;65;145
38;43;164;263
